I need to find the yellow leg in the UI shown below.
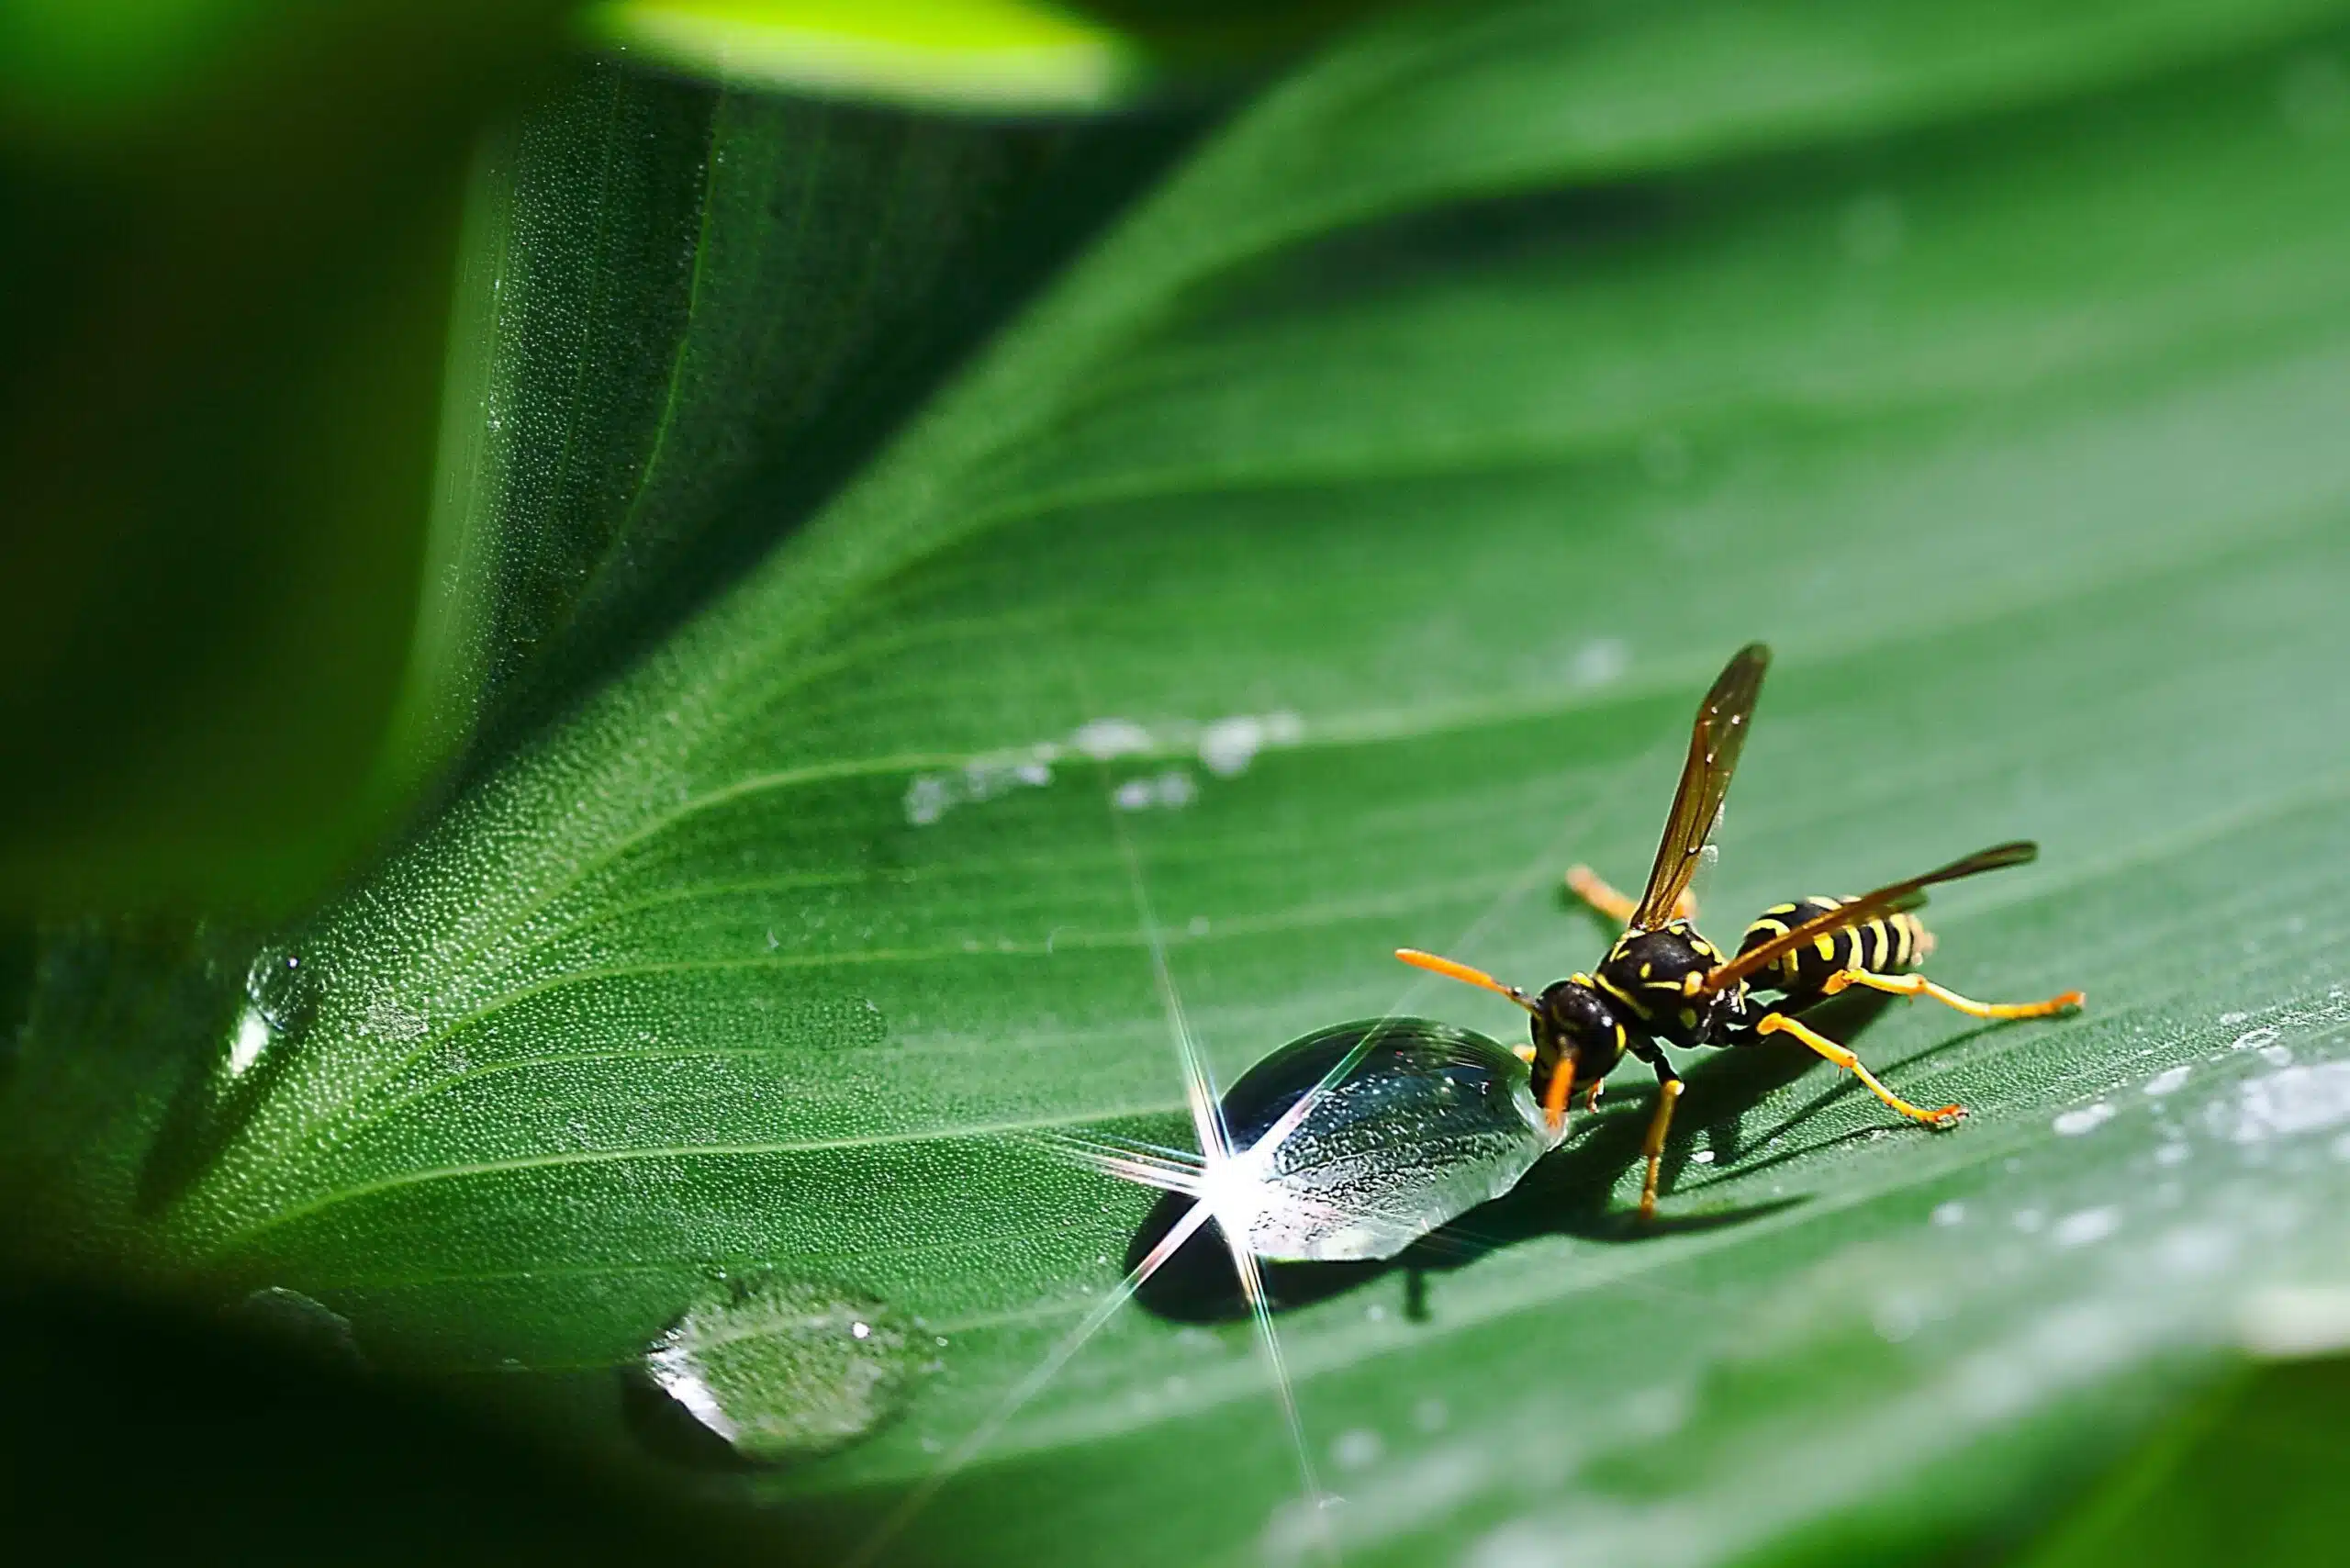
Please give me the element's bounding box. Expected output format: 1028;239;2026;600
1638;1077;1683;1220
1823;968;2084;1020
1755;1012;1965;1127
1565;866;1697;924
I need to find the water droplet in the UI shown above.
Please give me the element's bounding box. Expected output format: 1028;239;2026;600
1073;718;1153;760
230;1286;361;1366
1570;637;1630;686
2231;1026;2281;1052
140;941;324;1209
1199;716;1264;778
2050;1206;2121;1249
360;991;427;1043
1331;1428;1382;1470
2053;1102;2115;1137
629;1276;919;1466
1872;1297;1921;1342
1930;1201;1966;1227
1211;1019;1558;1262
2207;1062;2350;1144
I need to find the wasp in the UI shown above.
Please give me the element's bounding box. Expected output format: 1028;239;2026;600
1397;643;2083;1219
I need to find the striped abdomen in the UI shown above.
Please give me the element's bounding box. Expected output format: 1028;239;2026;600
1736;897;1933;1000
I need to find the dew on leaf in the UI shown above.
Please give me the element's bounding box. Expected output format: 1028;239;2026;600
2050;1206;2121;1248
2206;1061;2350;1144
2053;1102;2115;1137
230;1286;361;1366
629;1275;919;1466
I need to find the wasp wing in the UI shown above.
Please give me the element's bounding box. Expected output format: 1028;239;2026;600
1628;643;1770;931
1699;839;2038;995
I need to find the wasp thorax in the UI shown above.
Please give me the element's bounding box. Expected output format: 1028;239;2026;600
1605;926;1717;996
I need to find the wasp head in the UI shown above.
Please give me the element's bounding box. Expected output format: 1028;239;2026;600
1528;976;1627;1125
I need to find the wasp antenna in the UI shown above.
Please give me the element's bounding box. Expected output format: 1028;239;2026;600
1394;948;1538;1012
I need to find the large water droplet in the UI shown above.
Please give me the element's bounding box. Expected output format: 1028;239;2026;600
629;1276;916;1465
1210;1017;1557;1262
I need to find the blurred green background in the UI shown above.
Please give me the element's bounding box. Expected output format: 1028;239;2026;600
7;2;2350;1563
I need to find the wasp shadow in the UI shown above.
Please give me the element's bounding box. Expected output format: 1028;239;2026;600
1130;991;1920;1323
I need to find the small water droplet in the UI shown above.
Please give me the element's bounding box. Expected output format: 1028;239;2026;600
1332;1428;1382;1470
231;1286;361;1366
2231;1026;2280;1052
2143;1064;2191;1098
2050;1206;2121;1249
629;1276;919;1466
1199;716;1264;778
361;991;427;1043
2053;1103;2115;1137
2207;1061;2350;1144
1570;637;1630;686
1930;1201;1965;1227
140;941;325;1209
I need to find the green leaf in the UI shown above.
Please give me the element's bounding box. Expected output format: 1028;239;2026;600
29;0;2350;1562
2015;1354;2350;1568
0;2;577;908
417;58;1199;768
581;0;1151;110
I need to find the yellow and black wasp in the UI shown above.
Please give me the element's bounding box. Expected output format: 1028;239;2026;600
1397;643;2083;1218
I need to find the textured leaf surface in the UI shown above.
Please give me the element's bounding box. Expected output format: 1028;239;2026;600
421;59;1193;767
82;2;2350;1564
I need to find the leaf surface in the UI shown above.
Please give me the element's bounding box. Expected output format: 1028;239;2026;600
72;2;2350;1563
